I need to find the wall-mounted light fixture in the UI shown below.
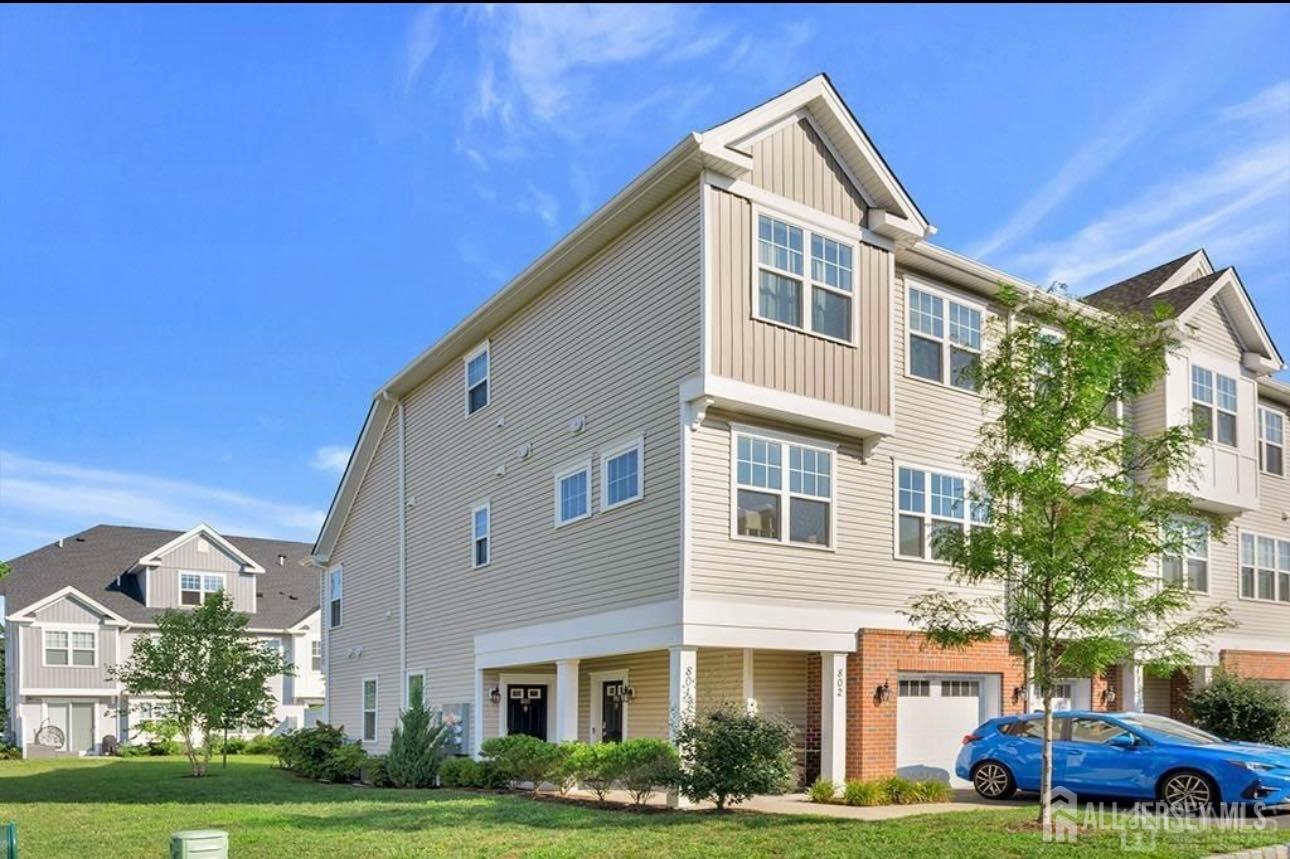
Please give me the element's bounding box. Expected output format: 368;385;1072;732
1100;687;1117;707
1012;686;1027;704
874;681;892;704
489;687;501;705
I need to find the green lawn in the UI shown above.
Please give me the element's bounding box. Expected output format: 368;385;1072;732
0;756;1285;858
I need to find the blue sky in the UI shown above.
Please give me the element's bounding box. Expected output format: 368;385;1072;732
2;4;1288;561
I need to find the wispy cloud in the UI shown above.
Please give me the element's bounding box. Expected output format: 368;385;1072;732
402;5;442;93
0;451;325;558
310;445;351;475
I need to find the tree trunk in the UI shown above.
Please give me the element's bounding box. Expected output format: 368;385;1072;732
1040;689;1054;831
222;726;228;769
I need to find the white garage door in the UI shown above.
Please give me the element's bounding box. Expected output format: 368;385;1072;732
896;675;994;787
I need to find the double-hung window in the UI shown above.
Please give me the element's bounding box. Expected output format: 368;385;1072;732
465;343;489;414
754;211;855;344
896;466;986;559
311;640;322;672
1162;520;1209;592
43;629;96;666
471;502;491;567
554;460;592;527
1260;406;1284;476
179;572;224;606
601;436;644;511
907;283;982;391
1191;366;1237;446
1241;533;1290;603
362;678;378;742
733;429;834;547
329;567;343;629
407;672;425;709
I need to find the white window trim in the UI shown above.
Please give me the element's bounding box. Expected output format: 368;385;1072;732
903;276;986;394
1160;518;1211;595
553;457;593;528
463;340;490;416
1259;405;1285;477
599;435;645;512
892;460;984;563
310;639;322;673
177;570;226;608
749;202;859;347
40;624;99;668
588;669;630;744
471;500;491;568
729;423;838;552
1191;364;1238;448
328;565;343;630
406;671;426;709
361;676;379;743
1239;529;1290;605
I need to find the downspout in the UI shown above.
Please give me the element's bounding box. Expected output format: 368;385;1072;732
381;390;408;714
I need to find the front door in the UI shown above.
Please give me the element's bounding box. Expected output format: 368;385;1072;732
601;681;624;743
506;685;548;740
48;702;95;754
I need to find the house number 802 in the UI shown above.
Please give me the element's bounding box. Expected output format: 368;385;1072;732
835;669;844;698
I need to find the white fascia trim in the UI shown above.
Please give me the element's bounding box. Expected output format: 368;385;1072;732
475;600;682;667
1147;250;1212;296
1174;270;1283;369
6;586;130;627
313;397;397;564
22;688;120;697
287;609;320;635
137;523;265;574
679;374;894;439
682;596;902;652
1214;632;1290;656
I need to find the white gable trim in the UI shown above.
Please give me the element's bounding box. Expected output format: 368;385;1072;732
1173;268;1284;371
1147;250;1214;297
137;523;266;574
6;585;130;627
729;108;878;210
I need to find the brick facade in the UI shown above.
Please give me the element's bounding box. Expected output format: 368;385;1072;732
1220;650;1290;681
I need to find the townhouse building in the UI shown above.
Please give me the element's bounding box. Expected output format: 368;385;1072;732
311;75;1289;788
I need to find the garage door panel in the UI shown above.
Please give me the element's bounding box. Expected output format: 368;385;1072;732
896;675;990;787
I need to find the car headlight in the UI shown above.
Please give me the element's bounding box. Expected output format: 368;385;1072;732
1228;760;1276;773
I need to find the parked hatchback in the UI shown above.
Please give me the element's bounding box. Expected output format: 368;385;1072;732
956;711;1290;810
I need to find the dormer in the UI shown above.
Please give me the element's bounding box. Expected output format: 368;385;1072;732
134;523;263;613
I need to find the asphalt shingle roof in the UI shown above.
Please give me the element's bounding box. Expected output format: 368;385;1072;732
0;524;319;629
1082;251;1217;316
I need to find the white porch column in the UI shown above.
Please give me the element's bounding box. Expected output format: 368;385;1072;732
554;659;580;743
1121;661;1145;712
820;652;848;785
668;646;698;809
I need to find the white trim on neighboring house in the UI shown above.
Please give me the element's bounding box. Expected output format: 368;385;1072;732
5;586;130;627
136;523;266;573
497;672;556;739
553;458;593;528
728;423;838;552
361;676;379;743
599;435;645;513
463;339;491;416
588;668;630;744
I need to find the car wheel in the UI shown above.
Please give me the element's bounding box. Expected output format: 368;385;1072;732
972;761;1017;799
1158;770;1218;813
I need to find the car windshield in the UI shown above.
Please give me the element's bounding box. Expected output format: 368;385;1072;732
1118;713;1220;745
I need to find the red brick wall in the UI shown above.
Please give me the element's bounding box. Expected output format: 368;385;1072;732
1221;650;1290;681
1090;669;1116;712
804;652;821;784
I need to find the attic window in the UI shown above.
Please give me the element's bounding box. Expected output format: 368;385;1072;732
180;572;225;606
197;537;209;553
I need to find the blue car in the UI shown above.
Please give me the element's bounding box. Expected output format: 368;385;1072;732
956;710;1290;810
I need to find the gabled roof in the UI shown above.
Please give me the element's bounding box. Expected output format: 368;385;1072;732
137;522;266;573
1;525;319;629
1083;250;1211;313
6;585;131;627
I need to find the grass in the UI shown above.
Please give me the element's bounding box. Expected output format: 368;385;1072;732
0;756;1285;858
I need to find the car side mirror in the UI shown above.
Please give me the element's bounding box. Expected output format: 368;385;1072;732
1108;733;1137;749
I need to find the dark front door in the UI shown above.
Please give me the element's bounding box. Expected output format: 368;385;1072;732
601;681;624;743
506;685;548;740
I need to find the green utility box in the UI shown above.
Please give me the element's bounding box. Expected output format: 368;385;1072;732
170;830;228;859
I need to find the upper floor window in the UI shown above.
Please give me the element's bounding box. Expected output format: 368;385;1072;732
1162;520;1208;592
328;567;343;629
907;283;982;391
362;677;378;742
555;459;592;527
896;465;987;560
43;629;96;667
465;342;490;414
407;672;425;709
601;436;644;511
471;502;491;568
754;212;855;344
1260;406;1284;476
1240;532;1290;603
179;572;224;607
733;429;834;548
311;640;322;672
1191;366;1237;446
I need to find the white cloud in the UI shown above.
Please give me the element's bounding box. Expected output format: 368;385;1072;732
310;445;351;475
1220;81;1290;123
402;5;442;92
0;451;326;558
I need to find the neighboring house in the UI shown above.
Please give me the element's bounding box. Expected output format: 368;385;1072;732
310;74;1289;791
1;523;324;756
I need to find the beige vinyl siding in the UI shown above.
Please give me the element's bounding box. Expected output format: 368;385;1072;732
753;650;808;728
1190;298;1244;362
394;185;700;716
21;617;118;690
326;414;402;750
696;648;745;710
578;650;670;742
749;117;866;224
709;187;891;413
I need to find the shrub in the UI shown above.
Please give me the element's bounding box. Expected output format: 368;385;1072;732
808;778;837;803
0;742;21;761
364;754;394;787
1190;671;1290;746
908;779;951;803
617;738;681;806
207;736;247;756
878;776;918;805
144;739;181;756
480;734;567;793
477;758;508;790
116;743;147;758
675;703;795;810
243;734;282;756
278;723;350;780
843;779;884;806
318;742;367;783
567;741;626;803
438;756;482;788
386;698;452;788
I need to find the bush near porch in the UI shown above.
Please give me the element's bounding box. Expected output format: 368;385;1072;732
808;777;952;806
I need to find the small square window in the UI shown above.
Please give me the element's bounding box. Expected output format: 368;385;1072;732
555;463;591;526
602;439;644;511
465;345;490;414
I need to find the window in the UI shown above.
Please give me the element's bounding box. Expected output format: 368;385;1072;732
754;211;855;343
896;466;986;560
464;343;489;414
362;678;378;743
329;567;343;629
179;572;224;606
407;673;425;709
1070;717;1132;745
601;437;644;511
1260;407;1284;476
907;283;982;391
262;639;283;674
554;460;591;526
941;680;979;697
1053;683;1073;701
472;502;491;567
1191;366;1237;446
1002;719;1046;739
1241;532;1290;603
733;429;834;547
898;679;930;697
1162;520;1209;592
311;640;322;673
43;629;95;667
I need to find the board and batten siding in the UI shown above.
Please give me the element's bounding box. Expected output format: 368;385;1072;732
21;598;119;690
325;414;403;750
748;117;866;224
144;535;258;613
708;187;891;414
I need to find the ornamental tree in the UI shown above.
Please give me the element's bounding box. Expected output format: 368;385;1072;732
905;284;1231;828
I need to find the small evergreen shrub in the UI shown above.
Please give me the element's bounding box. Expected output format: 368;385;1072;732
386;698;452;788
116;743;148;758
1190;672;1290;746
363;754;394;787
616;738;682;806
808;778;837;803
0;742;22;761
438;756;482;788
675;703;795;810
318;743;367;783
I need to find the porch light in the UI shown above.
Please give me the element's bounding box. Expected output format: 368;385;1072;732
874;681;892;704
489;687;501;705
1012;685;1027;704
1101;687;1117;707
622;686;635;703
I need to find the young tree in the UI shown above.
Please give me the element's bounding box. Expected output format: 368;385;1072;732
906;285;1231;828
112;591;290;776
385;696;451;788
